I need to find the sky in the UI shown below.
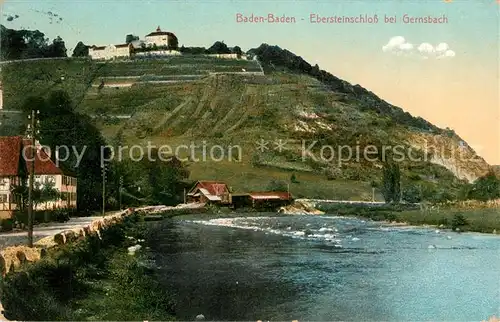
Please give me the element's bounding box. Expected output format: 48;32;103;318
1;0;499;164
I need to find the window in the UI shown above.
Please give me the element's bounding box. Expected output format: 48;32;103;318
64;176;75;186
63;176;74;186
0;194;7;203
45;175;55;184
0;178;7;188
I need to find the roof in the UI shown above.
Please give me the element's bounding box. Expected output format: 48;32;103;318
198;188;222;201
115;43;131;48
130;40;145;49
145;31;176;37
248;191;292;200
192;181;228;195
22;140;64;175
0;136;23;176
90;45;106;50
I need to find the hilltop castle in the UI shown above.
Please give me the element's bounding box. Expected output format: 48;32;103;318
89;26;179;60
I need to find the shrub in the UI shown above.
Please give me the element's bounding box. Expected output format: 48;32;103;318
0;219;13;232
383;212;397;222
468;172;500;201
266;179;288;192
251;153;263;166
51;209;71;223
437;217;448;227
402;185;421;203
451;213;468;231
324;166;341;180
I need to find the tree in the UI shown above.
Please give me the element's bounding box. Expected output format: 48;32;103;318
33;181;60;210
22;91;110;212
208;41;231;54
402;184;421;203
116;154;189;206
0;25;68;60
451;213;468;231
125;34;139;44
45;36;67;57
167;34;178;50
145;153;189;205
381;162;401;203
468;171;500;201
72;41;89;57
232;46;242;58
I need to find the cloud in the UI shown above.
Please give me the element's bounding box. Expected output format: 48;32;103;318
435;42;449;53
383;37;456;59
418;43;434;54
382;36;414;54
437;49;456;59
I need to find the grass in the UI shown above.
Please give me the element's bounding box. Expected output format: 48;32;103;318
317;203;500;234
0;213;176;321
395;207;500;233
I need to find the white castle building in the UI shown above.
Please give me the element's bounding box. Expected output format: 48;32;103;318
89;26;178;60
89;43;133;60
144;26;177;48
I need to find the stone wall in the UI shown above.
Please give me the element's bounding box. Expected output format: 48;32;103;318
0;208;135;277
0;208;136;321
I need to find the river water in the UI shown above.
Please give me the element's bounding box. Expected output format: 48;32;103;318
146;214;500;321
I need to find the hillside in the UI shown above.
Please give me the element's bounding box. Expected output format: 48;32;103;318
0;51;492;200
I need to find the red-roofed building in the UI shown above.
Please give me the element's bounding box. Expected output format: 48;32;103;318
248;191;292;201
247;191;292;208
230;191;293;209
0;136;26;218
0;136;77;218
187;181;230;204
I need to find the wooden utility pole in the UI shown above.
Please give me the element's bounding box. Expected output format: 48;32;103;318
119;176;123;210
27;110;39;247
183;188;186;204
101;164;106;216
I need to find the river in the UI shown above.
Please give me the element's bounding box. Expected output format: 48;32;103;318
145;214;500;321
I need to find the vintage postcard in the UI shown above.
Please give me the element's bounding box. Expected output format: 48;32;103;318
0;0;498;321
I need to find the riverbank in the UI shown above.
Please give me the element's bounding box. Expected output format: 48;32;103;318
0;210;176;321
315;203;500;234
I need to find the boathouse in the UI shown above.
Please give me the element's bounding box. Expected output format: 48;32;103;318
187;181;230;205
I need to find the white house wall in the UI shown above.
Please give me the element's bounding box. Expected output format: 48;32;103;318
0;177;12;210
145;35;169;47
